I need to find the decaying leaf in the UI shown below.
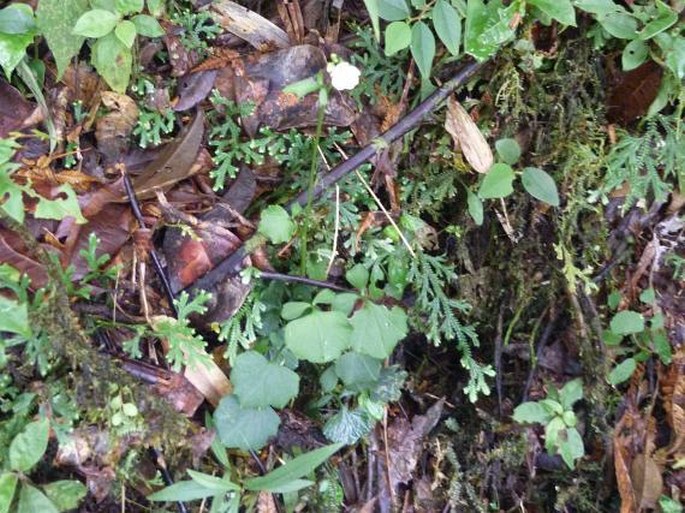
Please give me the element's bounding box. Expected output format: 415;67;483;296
95;92;139;162
183;359;232;407
630;452;663;510
445;96;493;173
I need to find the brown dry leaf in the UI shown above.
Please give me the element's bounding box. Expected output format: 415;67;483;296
445;96;493;174
95;92;139;161
256;491;278;513
606;60;662;125
630;452;663;510
210;0;290;50
614;413;637;513
670;361;685;452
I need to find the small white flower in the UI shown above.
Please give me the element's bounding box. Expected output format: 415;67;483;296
327;60;361;91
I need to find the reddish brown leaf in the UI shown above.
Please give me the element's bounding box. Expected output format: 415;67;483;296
606;60;662;125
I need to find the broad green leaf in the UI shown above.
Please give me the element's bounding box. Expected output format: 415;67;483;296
540;399;564;416
362;0;381;40
573;0;622;16
495;138;521;165
544;416;565;452
34;185;87;224
0;295;30;338
659;495;683;513
410;21;435;80
335;352;382;390
214;395;280;450
664;37;685;80
512;401;552;424
478;163;515;199
608;357;637;385
72;9;118;38
36;0;89;79
559;427;584;469
639;287;656;305
323;407;374;444
0;31;33;79
313;289;336;305
284;311;352;363
17;484;59;513
9;418;49;472
147;0;165;17
346;264;369;290
466;189;483;226
244;443;343;492
331;292;358;316
114;20;136;48
0;473;18;513
598;12;638;39
350;301;407;359
115;0;144;16
281;301;311;321
320;365;339;392
258;205;295;244
231;351;299;409
42;480;87;512
91;32;131;93
384;21;411;56
622;39;648;71
653;331;672;365
130;14;164;38
563;410;577;427
432;0;462;55
521;167;560;206
559;378;583;410
0;169;25;222
638;0;677;41
0;4;35;34
527;0;576;26
147;480;220;502
464;0;516;61
610;310;645;335
377;0;410;21
186;470;239;492
255;479;314;494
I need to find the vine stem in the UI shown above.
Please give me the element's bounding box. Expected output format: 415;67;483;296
183;59;486;296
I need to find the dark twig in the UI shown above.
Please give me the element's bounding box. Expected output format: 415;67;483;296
122;169;178;316
183;59;485;296
259;270;353;292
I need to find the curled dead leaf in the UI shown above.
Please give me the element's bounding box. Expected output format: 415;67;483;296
445;96;493;174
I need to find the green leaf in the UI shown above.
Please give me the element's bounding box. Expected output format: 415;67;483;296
512;401;552;424
350;301;407;359
559;427;584;469
638;0;677;41
573;0;622;16
281;301;312;321
146;0;165;17
0;31;33;79
36;0;88;80
34;185;87;224
41;480;87;512
362;0;381;40
521;167;560;206
231;351;299;409
130;14;164;38
320;366;339;392
91;32;132;93
559;378;583;410
323;407;374;444
466;189;483;226
214;395;280;451
659;495;683;513
608;358;637;385
186;470;239;493
335;352;382;390
258;205;295;244
432;0;462;55
284;311;352;363
527;0;576;26
544;416;565;452
72;9;118;38
464;0;516;61
495;138;521;165
9;418;49;472
0;295;31;338
664;36;685;80
377;0;410;21
147;480;220;502
384;21;411;56
610;310;645;335
622;39;649;71
598;12;638;39
17;484;59;513
255;479;314;494
115;0;144;16
410;21;435;80
244;443;343;492
478;163;515;199
114;20;136;48
0;473;18;513
346;264;369;290
0;4;35;34
0;168;26;222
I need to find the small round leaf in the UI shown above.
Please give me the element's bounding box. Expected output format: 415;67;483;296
521;167;560;206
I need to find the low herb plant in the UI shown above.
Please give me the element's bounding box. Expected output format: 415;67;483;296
513;378;585;469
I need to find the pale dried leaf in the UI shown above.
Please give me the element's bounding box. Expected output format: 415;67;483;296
184;358;232;407
444;96;493;174
210;0;290;50
630;452;663;510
